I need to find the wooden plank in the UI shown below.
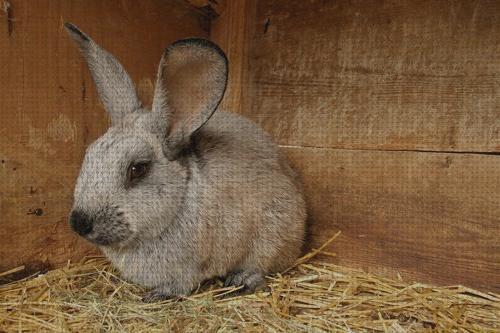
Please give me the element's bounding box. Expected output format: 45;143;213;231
245;0;500;152
210;0;255;114
184;0;225;17
283;147;500;291
0;0;209;273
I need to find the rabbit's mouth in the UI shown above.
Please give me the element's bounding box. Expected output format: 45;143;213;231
84;221;133;246
87;233;121;246
83;228;132;247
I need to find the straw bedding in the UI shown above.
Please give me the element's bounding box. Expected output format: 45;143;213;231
0;234;499;332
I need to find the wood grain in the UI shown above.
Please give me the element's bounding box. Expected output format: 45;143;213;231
211;0;255;114
184;0;225;17
0;0;209;273
245;0;500;152
284;147;500;292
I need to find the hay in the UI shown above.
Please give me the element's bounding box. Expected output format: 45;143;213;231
1;234;499;332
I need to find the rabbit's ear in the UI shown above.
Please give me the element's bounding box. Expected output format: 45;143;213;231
64;22;142;125
151;38;228;160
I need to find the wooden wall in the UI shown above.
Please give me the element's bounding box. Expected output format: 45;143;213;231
0;0;209;276
212;0;500;291
1;0;499;293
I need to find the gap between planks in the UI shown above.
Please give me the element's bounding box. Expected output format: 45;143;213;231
278;144;500;156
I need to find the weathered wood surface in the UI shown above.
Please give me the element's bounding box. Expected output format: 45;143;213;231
0;0;208;273
245;0;500;153
1;0;499;294
284;147;500;292
211;0;254;114
184;0;225;17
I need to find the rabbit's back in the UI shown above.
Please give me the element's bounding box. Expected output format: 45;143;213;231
200;110;299;191
192;111;306;277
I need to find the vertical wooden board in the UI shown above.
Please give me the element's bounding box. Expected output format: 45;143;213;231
244;0;500;152
211;0;255;114
283;147;500;291
0;0;209;273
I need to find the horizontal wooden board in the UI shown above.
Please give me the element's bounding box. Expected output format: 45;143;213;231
0;0;209;273
283;147;500;292
244;0;500;152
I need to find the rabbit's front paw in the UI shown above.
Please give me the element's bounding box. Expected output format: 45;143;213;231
141;289;172;303
141;288;184;303
224;270;266;293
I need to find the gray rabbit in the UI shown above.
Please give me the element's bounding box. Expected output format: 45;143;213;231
65;23;306;302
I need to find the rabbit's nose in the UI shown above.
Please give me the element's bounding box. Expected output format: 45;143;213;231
69;210;93;236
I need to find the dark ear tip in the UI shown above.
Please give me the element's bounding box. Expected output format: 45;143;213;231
167;38;228;65
64;22;90;42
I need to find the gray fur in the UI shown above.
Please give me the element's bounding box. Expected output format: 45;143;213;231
66;23;306;300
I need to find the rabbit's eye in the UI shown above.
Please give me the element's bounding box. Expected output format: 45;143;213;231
127;162;150;183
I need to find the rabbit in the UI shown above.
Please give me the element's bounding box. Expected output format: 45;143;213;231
65;22;306;302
